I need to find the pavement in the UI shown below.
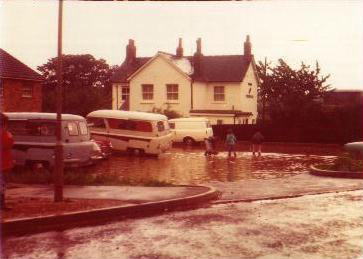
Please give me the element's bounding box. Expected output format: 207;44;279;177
2;169;363;236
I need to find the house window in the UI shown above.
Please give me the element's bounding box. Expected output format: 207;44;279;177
166;84;178;100
142;84;153;100
21;83;33;98
121;86;129;101
214;86;225;101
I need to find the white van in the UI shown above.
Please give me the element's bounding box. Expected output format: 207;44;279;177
168;117;213;145
5;112;102;168
86;110;173;156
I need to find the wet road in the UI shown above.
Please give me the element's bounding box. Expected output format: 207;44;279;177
3;190;363;259
84;147;336;185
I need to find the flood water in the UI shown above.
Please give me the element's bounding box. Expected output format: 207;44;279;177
83;146;337;185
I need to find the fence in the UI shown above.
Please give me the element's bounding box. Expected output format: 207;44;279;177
212;124;363;144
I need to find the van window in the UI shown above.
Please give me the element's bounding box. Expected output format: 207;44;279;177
157;121;165;132
79;121;88;135
169;122;175;129
87;117;106;128
67;122;79;136
8;120;56;136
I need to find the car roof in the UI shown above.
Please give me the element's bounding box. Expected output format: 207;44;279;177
87;110;167;121
4;112;86;121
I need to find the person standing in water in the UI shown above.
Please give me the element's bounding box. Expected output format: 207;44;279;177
251;130;264;157
225;129;237;158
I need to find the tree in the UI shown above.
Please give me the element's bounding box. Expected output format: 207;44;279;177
256;59;331;127
38;54;114;116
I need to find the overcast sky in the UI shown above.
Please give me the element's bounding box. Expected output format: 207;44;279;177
1;0;362;90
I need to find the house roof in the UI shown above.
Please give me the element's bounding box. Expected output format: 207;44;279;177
0;49;43;81
111;57;150;83
111;53;253;83
192;55;252;82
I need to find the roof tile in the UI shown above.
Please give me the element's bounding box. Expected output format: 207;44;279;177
0;48;43;81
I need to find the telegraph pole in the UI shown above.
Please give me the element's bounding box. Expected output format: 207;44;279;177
54;0;64;202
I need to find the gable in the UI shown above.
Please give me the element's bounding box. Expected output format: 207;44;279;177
0;49;43;81
127;53;192;82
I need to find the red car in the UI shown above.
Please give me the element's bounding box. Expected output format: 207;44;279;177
93;139;113;159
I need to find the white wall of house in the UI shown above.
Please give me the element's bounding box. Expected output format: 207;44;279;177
191;63;258;124
129;55;192;116
240;64;259;123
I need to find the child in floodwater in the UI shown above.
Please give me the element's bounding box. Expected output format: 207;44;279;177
204;136;218;156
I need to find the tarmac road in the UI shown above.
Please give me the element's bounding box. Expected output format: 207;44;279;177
3;190;363;259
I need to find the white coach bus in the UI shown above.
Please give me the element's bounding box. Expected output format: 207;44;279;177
86;110;173;156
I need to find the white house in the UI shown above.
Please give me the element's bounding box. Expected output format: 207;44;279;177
111;36;260;125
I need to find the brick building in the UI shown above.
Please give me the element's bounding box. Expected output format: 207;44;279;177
0;48;43;112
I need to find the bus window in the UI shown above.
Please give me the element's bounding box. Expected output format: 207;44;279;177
87;117;106;128
135;121;152;132
108;118;129;130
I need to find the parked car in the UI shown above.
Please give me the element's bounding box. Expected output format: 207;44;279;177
344;142;363;159
86;110;173;156
93;139;113;159
5;112;103;168
168;117;214;145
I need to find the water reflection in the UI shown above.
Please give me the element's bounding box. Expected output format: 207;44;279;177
84;148;335;185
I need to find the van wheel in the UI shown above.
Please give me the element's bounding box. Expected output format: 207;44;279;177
183;137;195;146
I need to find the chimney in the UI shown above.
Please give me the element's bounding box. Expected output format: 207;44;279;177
196;38;202;55
244;35;252;57
126;39;136;64
193;38;203;78
176;38;183;57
